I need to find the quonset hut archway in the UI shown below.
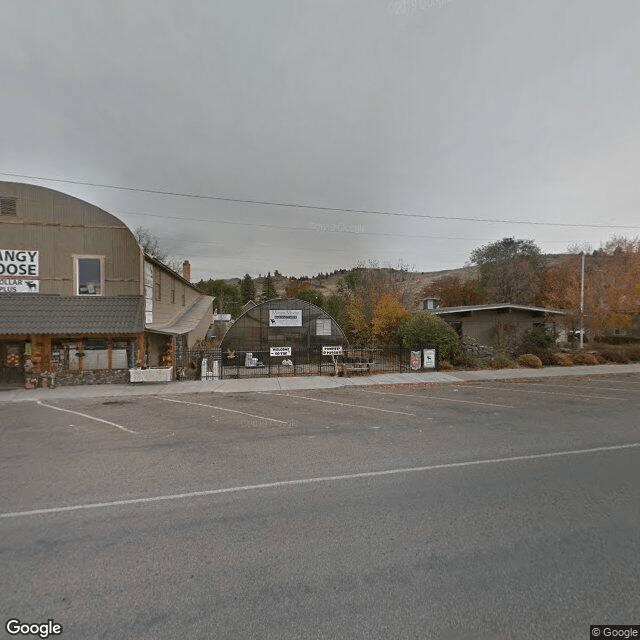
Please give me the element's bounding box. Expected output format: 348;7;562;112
221;298;348;351
218;298;349;375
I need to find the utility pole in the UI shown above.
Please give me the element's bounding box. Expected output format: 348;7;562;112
579;251;585;350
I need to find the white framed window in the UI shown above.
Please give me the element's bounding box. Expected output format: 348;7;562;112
74;256;104;296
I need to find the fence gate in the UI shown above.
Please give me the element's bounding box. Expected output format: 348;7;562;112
175;346;437;381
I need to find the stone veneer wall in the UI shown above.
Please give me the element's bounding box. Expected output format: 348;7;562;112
53;369;130;386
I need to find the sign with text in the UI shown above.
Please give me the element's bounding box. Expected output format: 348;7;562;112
144;262;153;323
423;348;436;369
322;346;343;356
410;351;421;370
269;309;302;327
0;278;40;293
0;250;39;277
316;318;331;336
270;347;292;357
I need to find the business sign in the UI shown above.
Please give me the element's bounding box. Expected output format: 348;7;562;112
270;347;292;357
316;318;331;336
322;346;343;356
269;309;302;327
0;250;39;277
0;250;40;293
0;278;40;293
423;348;436;369
144;262;153;323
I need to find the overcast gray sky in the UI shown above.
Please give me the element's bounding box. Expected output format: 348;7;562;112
2;0;639;280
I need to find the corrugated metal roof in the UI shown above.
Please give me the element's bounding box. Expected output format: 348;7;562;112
0;294;144;335
146;296;213;336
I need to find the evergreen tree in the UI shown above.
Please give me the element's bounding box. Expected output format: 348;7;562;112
261;272;277;301
196;279;242;318
240;273;255;303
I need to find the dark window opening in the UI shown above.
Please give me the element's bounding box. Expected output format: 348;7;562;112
77;258;101;295
0;197;17;216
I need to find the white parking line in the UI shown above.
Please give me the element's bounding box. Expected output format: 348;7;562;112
36;401;139;435
162;397;290;424
462;384;624;401
359;389;514;409
2;441;638;520
523;382;638;394
260;392;416;415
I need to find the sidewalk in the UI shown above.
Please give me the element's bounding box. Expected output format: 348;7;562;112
2;363;640;403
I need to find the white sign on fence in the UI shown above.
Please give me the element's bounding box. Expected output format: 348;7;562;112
322;346;343;356
269;309;302;327
270;347;292;357
423;348;436;369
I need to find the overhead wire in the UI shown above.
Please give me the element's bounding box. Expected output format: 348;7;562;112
2;170;639;230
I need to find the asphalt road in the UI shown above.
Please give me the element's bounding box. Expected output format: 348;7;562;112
1;373;639;639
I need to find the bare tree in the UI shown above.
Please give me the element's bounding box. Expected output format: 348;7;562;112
134;227;183;274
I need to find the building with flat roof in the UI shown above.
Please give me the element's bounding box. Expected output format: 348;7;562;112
424;301;567;345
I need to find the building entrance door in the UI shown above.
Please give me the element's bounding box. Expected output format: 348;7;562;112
0;341;24;385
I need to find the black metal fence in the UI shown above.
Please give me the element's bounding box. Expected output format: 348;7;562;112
175;346;438;381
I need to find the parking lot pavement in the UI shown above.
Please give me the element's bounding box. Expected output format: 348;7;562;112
2;374;639;516
1;373;639;639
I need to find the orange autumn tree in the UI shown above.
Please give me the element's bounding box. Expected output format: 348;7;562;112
540;238;640;337
423;275;484;307
284;281;313;298
340;261;413;346
344;297;372;346
372;293;411;345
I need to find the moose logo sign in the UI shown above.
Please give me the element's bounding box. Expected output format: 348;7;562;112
269;310;302;327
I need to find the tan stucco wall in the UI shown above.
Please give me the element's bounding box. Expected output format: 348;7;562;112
146;260;205;326
441;309;562;346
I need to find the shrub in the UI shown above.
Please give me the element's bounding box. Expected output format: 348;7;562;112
597;346;640;363
517;353;543;368
399;312;461;362
601;349;630;363
522;346;554;366
572;352;599;365
528;325;558;348
439;361;454;371
451;352;480;369
514;329;556;365
552;352;573;366
490;352;514;369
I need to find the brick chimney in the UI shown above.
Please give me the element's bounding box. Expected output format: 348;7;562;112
182;260;191;282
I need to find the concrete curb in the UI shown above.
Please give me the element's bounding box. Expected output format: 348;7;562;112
2;363;640;403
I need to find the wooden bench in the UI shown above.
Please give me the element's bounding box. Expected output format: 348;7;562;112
341;360;374;377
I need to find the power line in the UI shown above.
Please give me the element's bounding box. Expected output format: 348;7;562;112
118;209;519;243
2;170;639;230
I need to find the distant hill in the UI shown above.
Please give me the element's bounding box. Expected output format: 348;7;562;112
216;254;568;308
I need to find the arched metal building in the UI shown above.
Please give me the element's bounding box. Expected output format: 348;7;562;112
220;298;348;351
